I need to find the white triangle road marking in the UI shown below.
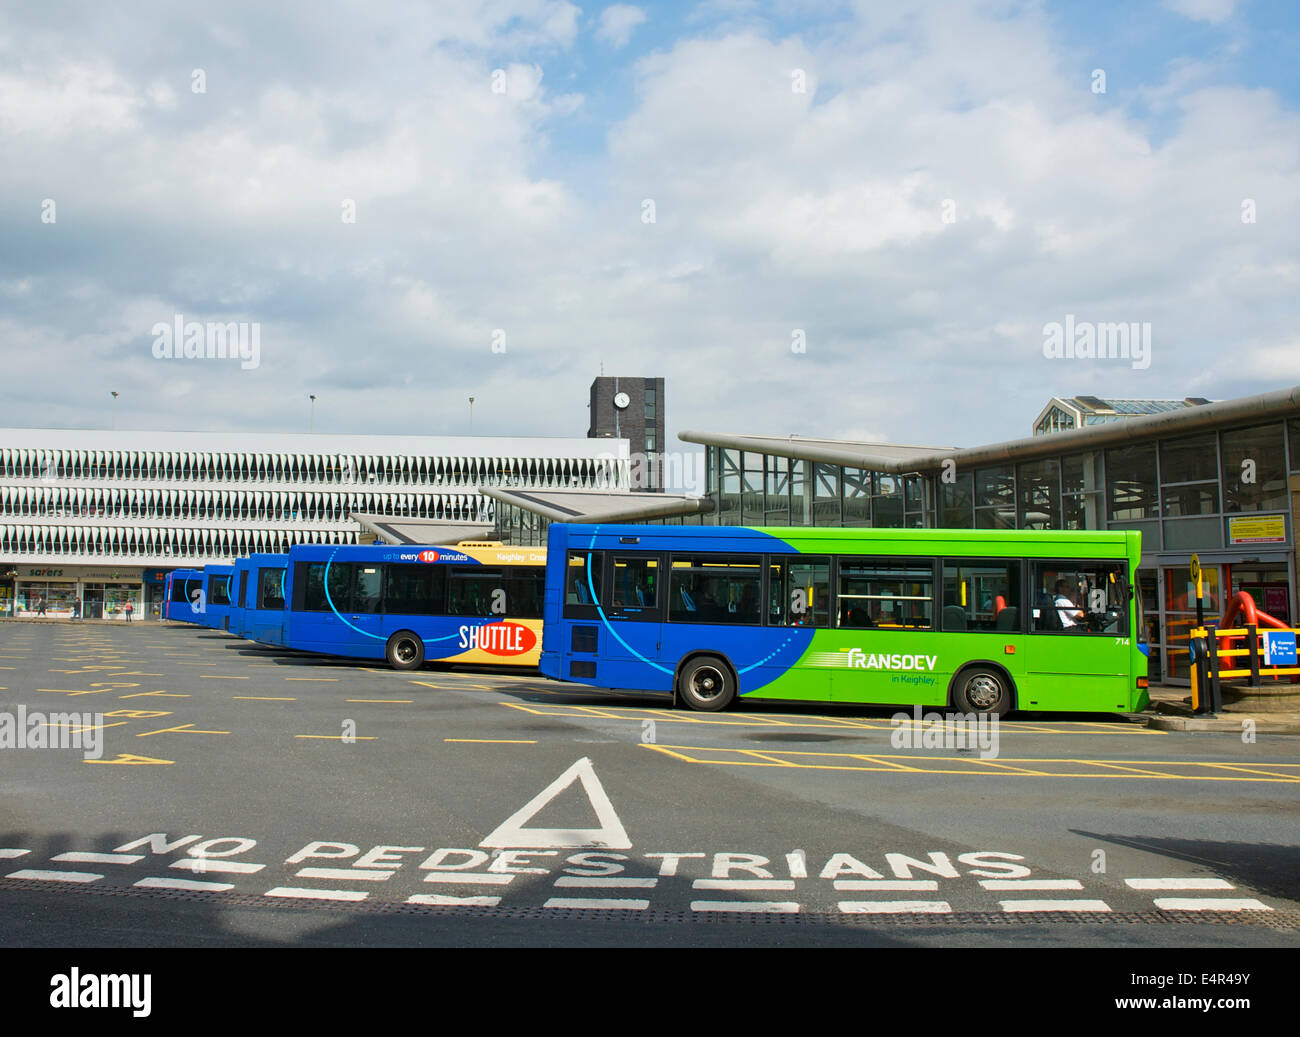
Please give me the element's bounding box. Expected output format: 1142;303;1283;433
480;757;631;849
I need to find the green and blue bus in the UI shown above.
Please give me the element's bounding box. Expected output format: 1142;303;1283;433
541;524;1149;714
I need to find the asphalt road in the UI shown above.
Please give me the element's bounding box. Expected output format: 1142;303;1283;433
1;621;1297;947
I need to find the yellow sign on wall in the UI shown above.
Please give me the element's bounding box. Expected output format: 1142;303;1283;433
1227;514;1287;545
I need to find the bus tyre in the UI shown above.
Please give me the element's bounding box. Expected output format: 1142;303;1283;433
677;655;736;712
952;666;1012;716
386;631;425;671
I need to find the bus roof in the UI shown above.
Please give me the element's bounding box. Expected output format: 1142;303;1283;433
549;523;1140;559
285;543;546;566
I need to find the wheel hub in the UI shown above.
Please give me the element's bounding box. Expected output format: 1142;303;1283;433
966;675;1002;710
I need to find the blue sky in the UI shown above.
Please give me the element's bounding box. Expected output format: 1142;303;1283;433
1;0;1297;466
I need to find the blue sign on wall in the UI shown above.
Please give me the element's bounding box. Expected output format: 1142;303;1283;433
1263;630;1297;667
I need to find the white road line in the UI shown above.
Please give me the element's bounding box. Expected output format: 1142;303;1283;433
553;877;659;889
692;879;797;891
839;901;952;914
263;887;369;902
6;870;103;883
294;867;397;882
980;879;1084;890
1126;878;1234;890
52;851;144;865
0;849;31;859
407;894;502;907
134;877;234;892
421;873;514;885
834;880;939;892
1000;900;1111;912
544;897;650;910
170;859;265;875
1153;898;1272;911
690;901;801;913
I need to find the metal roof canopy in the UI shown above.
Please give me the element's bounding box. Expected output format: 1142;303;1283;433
681;384;1300;474
482;488;714;524
350;515;495;545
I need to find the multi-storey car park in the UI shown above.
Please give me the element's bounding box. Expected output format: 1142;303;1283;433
0;429;629;621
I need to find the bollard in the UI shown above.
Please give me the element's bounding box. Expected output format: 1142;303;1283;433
1247;623;1260;688
1189;629;1211;715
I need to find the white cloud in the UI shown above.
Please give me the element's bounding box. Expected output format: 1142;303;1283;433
1163;0;1242;24
0;0;1295;449
596;5;647;49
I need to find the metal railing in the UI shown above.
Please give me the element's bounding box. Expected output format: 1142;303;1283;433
1187;623;1300;714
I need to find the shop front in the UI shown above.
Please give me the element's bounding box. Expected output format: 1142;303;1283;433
16;568;79;617
1147;549;1294;684
11;566;147;620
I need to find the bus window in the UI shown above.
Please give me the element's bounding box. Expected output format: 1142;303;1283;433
838;559;933;630
611;557;658;609
301;561;351;612
447;567;504;617
258;568;286;610
352;566;382;613
1031;561;1128;635
768;558;830;627
942;560;1021;632
565;552;603;609
384;564;447;615
668;556;762;625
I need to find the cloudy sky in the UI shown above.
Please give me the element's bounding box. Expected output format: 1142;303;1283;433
2;0;1297;464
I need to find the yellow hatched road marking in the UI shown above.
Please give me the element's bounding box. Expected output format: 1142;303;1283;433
736;749;801;766
346;699;413;704
639;744;1300;782
119;691;189;699
199;675;249;680
233;696;297;701
137;724;231;737
85;753;174;766
1198;762;1300;779
500;701;1155;735
295;734;377;740
284;677;338;682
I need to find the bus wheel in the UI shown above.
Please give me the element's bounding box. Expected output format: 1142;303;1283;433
677;655;735;712
953;667;1012;716
386;631;425;671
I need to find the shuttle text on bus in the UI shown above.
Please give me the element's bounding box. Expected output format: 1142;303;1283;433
458;622;537;656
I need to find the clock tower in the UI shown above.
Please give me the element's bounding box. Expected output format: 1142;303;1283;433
587;376;665;492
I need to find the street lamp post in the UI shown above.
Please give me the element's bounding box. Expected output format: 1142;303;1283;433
110;391;119;430
310;394;317;433
469;396;475;436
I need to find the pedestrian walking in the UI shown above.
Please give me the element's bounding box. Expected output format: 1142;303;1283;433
37;596;47;616
124;601;134;623
71;600;80;621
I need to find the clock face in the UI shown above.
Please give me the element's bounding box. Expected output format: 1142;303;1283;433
613;392;630;409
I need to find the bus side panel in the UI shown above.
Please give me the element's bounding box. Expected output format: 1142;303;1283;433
1021;636;1133;712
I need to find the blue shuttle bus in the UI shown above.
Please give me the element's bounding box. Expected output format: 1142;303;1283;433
197;565;235;632
164;568;206;623
283;542;546;669
242;552;290;646
229;558;254;638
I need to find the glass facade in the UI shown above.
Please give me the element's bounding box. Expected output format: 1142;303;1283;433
687;418;1297;687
